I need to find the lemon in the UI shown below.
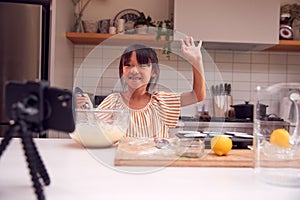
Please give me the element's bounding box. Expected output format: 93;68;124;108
210;135;233;156
270;128;291;148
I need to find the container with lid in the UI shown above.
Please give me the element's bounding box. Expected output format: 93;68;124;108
230;101;254;120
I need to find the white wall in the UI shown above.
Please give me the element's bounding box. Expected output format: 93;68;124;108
281;0;300;4
50;0;74;89
49;0;75;138
73;44;300;117
81;0;172;22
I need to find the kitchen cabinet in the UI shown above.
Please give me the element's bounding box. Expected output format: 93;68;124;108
174;0;281;51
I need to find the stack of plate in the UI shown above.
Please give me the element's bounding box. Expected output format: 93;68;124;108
176;131;207;138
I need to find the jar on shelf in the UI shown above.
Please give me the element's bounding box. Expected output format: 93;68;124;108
73;13;84;32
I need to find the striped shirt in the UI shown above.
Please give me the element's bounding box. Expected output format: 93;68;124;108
97;92;181;138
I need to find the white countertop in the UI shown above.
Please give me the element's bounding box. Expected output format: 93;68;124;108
0;138;299;200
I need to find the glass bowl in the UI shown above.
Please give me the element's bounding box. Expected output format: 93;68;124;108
175;138;206;158
70;109;130;148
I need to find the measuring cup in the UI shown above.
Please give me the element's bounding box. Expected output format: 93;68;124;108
254;83;300;187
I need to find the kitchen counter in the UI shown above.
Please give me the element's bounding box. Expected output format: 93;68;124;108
0;138;299;200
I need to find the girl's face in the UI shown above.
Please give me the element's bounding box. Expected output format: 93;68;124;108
122;51;154;91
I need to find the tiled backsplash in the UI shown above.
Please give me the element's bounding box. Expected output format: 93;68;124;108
73;44;300;117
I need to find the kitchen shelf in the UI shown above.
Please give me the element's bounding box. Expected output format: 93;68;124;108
264;40;300;51
65;32;173;47
66;32;300;52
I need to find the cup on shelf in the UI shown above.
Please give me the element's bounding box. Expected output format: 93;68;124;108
109;26;116;34
98;19;110;34
117;18;125;34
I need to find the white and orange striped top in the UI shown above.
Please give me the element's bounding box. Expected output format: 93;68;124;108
97;92;181;138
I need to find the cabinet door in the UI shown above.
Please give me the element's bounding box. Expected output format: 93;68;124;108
174;0;280;46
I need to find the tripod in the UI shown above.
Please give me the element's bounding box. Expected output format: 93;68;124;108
0;103;50;200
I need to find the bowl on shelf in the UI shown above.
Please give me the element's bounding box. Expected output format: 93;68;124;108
83;20;98;33
70;109;130;148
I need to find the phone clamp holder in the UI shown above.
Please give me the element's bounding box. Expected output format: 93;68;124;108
0;81;75;200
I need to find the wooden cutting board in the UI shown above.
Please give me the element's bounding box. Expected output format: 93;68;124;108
114;139;253;168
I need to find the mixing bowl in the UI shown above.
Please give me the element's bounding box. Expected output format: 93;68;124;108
70;109;130;148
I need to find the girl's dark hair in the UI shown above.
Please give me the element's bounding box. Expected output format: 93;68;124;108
119;44;159;92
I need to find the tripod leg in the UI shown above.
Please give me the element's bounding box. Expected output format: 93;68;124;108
20;123;46;200
27;134;51;185
0;124;18;158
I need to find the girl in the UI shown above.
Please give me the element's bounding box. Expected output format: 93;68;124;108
77;36;206;138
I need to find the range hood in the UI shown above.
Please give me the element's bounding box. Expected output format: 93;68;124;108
202;41;277;51
170;39;277;52
172;32;278;51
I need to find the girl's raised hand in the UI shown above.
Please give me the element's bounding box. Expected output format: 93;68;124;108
180;36;202;66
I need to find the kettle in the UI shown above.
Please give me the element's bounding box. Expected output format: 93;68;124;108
280;97;292;122
280;91;300;123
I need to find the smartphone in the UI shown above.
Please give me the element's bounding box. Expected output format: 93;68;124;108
5;81;75;133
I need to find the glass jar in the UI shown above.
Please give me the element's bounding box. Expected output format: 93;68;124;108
254;83;300;187
72;13;84;32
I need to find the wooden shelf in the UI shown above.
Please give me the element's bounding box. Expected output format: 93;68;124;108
66;32;300;51
65;32;173;47
66;32;110;44
265;40;300;51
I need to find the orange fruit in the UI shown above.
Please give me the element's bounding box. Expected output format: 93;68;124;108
270;128;291;148
211;135;233;156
